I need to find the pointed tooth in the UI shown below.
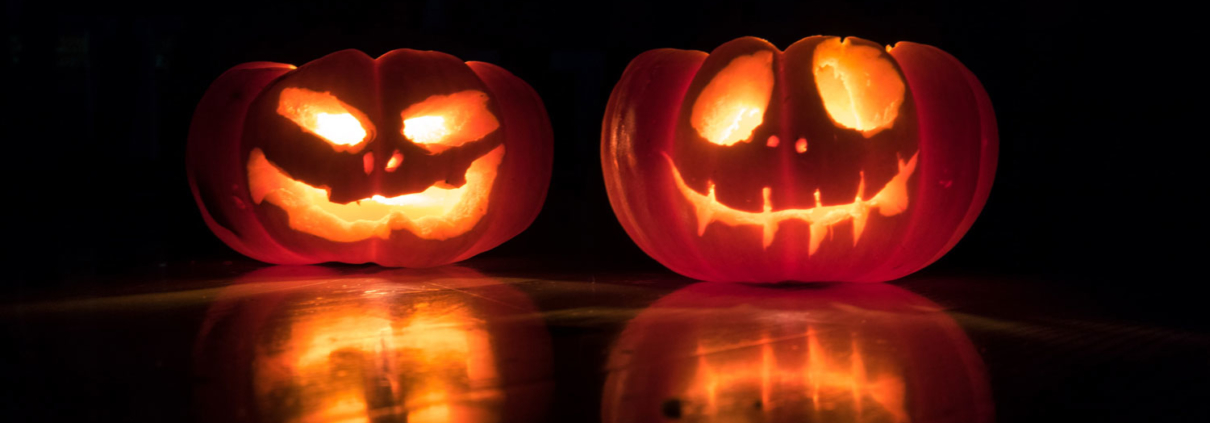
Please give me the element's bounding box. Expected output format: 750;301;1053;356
762;220;777;249
809;222;828;256
852;212;868;245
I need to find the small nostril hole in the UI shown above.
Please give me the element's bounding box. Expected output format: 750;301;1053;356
766;135;779;148
362;152;374;174
796;137;808;153
385;150;403;172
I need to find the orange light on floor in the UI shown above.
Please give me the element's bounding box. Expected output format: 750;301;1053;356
683;326;908;423
251;283;500;423
691;51;775;146
813;38;905;137
602;282;993;423
666;151;918;254
277;88;373;151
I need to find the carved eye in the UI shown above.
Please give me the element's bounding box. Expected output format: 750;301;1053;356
691;51;775;146
401;90;500;154
813;38;905;137
277;88;374;152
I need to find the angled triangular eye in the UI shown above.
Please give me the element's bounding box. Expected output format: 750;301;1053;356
691;51;775;146
277;88;374;152
401;90;500;154
813;38;904;138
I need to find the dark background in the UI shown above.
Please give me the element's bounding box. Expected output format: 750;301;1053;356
2;1;1201;306
2;1;1207;423
6;0;1200;279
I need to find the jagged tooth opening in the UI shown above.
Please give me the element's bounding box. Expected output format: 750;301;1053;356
665;152;919;255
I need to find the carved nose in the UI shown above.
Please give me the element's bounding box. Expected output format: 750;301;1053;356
362;152;374;174
385;150;403;172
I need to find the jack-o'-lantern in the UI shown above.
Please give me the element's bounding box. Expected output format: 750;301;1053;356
602;36;997;282
188;49;553;267
193;266;552;423
603;282;993;423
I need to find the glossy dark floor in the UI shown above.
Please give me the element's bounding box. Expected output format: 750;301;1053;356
2;259;1206;423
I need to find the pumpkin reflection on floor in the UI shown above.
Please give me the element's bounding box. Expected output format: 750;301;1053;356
193;266;551;423
603;283;992;423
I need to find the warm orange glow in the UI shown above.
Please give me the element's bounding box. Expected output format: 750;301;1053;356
685;326;907;422
813;38;905;137
247;145;505;242
667;152;918;254
691;51;775;146
253;291;501;423
362;152;374;175
796;137;808;153
386;150;403;172
766;135;779;148
403;116;450;144
401;90;500;154
277;87;372;151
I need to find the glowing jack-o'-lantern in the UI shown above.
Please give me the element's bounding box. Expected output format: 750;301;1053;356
603;283;993;423
188;49;553;267
193;266;552;423
602;36;997;282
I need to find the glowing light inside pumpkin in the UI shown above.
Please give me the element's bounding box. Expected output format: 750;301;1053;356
386;150;403;172
402;90;500;154
404;116;450;144
682;327;907;422
667;151;918;254
691;51;775;146
247;145;505;242
813;38;905;137
277;88;372;151
254;290;501;423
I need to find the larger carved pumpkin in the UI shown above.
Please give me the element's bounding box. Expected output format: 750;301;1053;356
189;49;553;267
603;282;993;423
602;36;997;282
193;266;552;423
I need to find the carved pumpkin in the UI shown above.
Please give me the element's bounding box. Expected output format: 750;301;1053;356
602;36;997;282
188;49;553;267
603;282;993;423
193;266;552;423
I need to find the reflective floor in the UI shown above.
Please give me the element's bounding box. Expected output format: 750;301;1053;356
1;260;1206;423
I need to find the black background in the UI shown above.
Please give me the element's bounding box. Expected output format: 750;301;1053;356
2;2;1208;423
2;1;1202;308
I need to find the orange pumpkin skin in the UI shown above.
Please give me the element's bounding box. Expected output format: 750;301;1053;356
193;266;552;423
602;36;997;282
188;49;553;267
603;283;993;423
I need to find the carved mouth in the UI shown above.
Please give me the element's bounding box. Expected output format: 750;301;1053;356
667;152;918;255
247;145;504;243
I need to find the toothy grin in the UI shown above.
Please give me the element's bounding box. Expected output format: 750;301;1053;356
247;145;504;243
667;152;918;255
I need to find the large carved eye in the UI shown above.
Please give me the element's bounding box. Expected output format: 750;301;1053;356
813;38;905;137
401;90;500;154
277;88;374;152
690;51;775;146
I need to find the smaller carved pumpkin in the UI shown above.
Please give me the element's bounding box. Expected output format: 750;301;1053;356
603;282;993;423
192;266;552;423
602;36;997;282
188;49;553;267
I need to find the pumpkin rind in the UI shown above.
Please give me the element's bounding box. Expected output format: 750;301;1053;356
188;50;553;267
602;36;996;282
